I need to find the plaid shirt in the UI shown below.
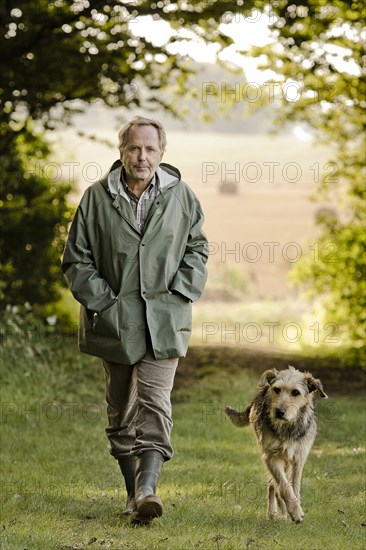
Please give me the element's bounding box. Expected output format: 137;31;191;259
121;170;160;233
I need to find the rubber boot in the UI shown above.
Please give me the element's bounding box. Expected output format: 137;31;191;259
118;456;137;515
130;450;164;525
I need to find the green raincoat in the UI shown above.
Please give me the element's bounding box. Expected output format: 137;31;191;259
61;160;208;364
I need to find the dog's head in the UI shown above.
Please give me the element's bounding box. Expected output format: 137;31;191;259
259;366;328;423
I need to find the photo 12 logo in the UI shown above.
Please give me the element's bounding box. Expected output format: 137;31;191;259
201;321;339;345
201;161;339;185
207;241;338;264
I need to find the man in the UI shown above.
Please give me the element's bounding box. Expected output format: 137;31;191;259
61;116;208;525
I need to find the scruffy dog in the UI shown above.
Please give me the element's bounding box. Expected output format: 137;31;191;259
225;366;327;523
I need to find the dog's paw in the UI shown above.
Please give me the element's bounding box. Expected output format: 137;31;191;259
289;505;305;523
293;515;305;524
268;511;288;521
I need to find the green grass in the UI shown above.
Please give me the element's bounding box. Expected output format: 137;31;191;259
1;331;365;550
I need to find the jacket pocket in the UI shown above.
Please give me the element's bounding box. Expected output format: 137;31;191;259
92;299;119;339
163;292;192;333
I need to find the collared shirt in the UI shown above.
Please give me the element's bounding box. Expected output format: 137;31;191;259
121;170;160;233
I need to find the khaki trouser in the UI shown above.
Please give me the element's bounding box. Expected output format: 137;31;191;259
102;347;179;461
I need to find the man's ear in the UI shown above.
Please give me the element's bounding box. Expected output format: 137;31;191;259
258;368;279;387
305;373;328;398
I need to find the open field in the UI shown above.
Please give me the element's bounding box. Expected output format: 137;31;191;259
1;330;365;550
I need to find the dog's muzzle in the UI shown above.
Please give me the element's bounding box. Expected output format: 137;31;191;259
275;407;285;419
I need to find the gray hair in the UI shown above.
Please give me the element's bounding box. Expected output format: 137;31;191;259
118;116;167;154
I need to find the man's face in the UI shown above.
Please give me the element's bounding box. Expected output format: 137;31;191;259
122;125;163;185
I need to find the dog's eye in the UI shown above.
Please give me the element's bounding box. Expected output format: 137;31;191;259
273;387;281;394
291;389;300;397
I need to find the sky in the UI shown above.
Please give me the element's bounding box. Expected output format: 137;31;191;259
131;12;277;83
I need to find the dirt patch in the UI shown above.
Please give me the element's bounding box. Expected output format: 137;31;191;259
176;345;366;395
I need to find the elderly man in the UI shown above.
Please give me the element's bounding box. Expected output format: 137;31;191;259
61;117;208;525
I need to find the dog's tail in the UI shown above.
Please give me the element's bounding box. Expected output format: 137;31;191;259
225;405;250;427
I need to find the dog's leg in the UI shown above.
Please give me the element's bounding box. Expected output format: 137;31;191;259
265;458;304;523
268;481;287;518
291;459;305;521
275;489;287;516
267;480;277;518
287;453;306;522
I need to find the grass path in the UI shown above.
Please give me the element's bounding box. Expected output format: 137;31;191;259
1;337;365;549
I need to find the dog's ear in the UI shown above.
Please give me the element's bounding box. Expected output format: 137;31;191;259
305;374;328;398
258;369;279;387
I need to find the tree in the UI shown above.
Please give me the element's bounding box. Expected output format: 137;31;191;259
0;131;73;307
